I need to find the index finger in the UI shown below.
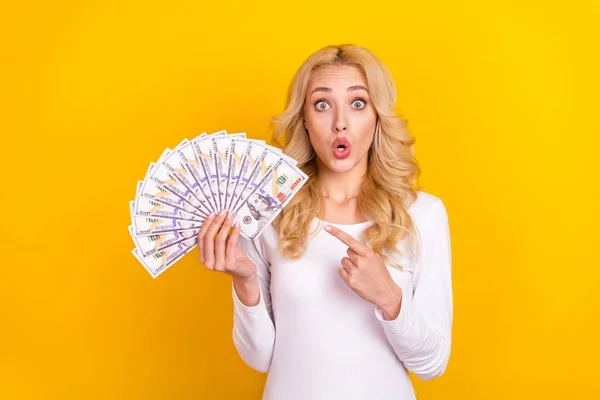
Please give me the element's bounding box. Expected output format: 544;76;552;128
197;212;216;263
197;212;216;240
226;221;242;259
323;225;368;256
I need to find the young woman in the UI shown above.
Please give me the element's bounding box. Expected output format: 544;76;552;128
196;44;453;400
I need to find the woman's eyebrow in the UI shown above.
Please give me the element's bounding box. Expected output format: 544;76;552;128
347;85;369;92
310;85;369;95
311;86;331;94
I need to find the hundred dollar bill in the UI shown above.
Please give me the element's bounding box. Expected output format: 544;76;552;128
245;140;298;166
137;165;206;220
211;133;246;211
189;132;208;142
159;140;214;215
228;140;266;212
175;134;217;213
225;139;276;211
149;154;211;217
131;213;202;236
131;188;202;221
233;157;308;240
148;141;189;175
192;133;223;211
271;146;301;168
131;241;196;278
229;144;286;213
224;138;252;211
127;225;198;257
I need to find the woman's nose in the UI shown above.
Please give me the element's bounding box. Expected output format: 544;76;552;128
334;110;348;133
334;124;347;132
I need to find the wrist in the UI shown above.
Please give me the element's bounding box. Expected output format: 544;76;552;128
378;284;403;321
232;273;257;288
232;274;260;307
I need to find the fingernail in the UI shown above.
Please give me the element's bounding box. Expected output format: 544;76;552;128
208;212;215;219
234;222;240;228
227;212;233;220
324;225;332;232
219;209;226;216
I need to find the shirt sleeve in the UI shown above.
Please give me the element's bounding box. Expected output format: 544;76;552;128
374;199;454;381
231;234;276;373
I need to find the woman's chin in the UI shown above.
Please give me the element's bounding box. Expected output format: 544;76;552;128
321;157;356;173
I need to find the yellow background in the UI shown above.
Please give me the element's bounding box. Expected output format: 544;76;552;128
2;0;599;398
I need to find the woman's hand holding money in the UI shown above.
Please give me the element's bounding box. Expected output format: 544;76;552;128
197;210;260;306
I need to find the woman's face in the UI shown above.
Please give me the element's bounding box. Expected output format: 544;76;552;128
303;65;377;174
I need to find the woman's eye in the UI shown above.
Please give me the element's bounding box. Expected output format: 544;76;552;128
352;100;366;109
315;101;330;110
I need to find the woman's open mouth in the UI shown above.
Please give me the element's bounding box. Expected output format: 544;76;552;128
332;137;351;160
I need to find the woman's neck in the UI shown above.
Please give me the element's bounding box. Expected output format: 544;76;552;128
316;157;367;204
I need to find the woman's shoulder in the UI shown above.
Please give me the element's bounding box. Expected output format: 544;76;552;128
386;190;449;273
407;190;447;225
406;190;450;256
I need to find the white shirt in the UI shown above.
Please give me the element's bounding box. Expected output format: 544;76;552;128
232;191;453;400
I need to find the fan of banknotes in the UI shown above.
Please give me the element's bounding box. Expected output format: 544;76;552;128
128;129;308;278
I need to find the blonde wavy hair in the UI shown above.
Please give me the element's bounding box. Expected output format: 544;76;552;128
271;44;423;269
